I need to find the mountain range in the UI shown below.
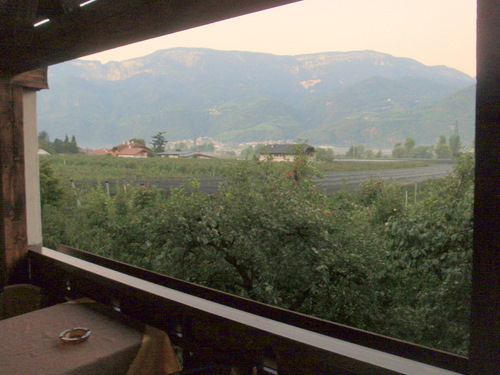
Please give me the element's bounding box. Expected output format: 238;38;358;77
38;48;476;149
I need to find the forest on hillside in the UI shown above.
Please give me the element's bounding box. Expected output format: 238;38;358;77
40;151;473;355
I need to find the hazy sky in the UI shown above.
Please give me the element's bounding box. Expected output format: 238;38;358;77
82;0;477;77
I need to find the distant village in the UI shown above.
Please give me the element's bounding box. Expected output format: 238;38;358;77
39;132;324;162
86;139;316;162
39;130;459;161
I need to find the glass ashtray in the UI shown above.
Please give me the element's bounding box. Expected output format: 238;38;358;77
59;327;91;344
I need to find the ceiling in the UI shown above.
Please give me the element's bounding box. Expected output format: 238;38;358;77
0;0;299;77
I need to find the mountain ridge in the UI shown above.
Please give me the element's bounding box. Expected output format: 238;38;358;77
40;48;475;149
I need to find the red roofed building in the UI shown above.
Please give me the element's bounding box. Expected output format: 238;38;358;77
111;141;150;158
116;147;150;158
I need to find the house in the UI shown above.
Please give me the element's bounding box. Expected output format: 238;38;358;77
116;147;150;158
112;141;147;154
111;141;150;158
158;151;215;159
0;1;497;374
259;144;315;162
38;148;50;155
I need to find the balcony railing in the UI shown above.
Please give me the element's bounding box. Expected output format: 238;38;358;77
25;245;468;374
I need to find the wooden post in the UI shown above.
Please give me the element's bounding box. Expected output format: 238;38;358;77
470;0;500;373
0;69;48;287
0;80;28;287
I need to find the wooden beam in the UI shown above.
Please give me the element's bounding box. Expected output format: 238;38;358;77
0;0;39;51
0;0;39;28
469;0;500;373
10;68;49;90
0;80;28;287
0;0;300;77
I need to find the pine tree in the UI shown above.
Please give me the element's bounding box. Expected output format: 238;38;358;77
151;132;167;153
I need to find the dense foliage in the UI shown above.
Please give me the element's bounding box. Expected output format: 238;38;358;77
40;153;473;355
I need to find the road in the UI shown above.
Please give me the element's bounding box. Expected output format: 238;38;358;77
316;163;454;194
95;163;455;195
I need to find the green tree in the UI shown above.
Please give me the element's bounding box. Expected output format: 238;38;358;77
38;131;54;153
240;146;254;157
315;148;335;162
404;137;416;152
52;138;64;154
253;144;266;155
435;135;451;159
392;144;406;158
346;145;365;158
384;153;474;354
129;138;146;146
365;149;375;158
409;145;433;158
392;138;419;158
39;160;64;206
67;135;79;154
151;132;167;153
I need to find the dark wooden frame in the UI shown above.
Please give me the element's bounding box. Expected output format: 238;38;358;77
0;0;498;373
469;1;500;373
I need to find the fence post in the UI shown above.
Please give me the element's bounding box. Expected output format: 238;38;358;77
71;179;81;207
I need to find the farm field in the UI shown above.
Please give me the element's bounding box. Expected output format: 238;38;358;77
41;154;449;194
63;164;454;195
42;154;429;182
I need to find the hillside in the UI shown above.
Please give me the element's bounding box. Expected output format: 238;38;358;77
38;48;475;148
299;80;476;146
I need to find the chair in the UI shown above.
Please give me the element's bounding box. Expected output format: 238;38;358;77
0;284;44;319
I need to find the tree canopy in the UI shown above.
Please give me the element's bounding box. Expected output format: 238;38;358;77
38;131;80;154
40;151;474;355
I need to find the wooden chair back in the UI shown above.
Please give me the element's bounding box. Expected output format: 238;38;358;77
0;284;43;319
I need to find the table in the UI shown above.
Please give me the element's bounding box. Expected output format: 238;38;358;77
0;298;180;375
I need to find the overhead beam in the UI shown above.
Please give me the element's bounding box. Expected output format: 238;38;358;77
0;0;39;30
0;0;300;77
